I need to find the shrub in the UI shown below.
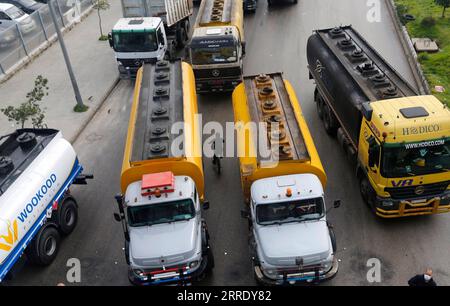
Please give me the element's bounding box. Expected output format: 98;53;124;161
421;16;436;27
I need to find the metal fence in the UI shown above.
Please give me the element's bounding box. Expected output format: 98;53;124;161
0;0;93;76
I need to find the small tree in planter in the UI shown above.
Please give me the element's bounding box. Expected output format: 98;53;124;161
1;75;49;129
435;0;450;18
93;0;110;41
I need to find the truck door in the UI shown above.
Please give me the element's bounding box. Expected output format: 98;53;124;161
156;25;167;59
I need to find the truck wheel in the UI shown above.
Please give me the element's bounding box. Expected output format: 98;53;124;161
58;198;78;236
329;227;337;253
27;226;60;266
176;27;188;49
359;177;376;211
323;103;338;136
206;247;215;272
316;97;324;120
125;240;130;265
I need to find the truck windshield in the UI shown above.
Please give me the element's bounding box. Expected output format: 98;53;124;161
190;37;238;65
112;32;158;53
382;138;450;178
127;199;196;227
256;198;325;225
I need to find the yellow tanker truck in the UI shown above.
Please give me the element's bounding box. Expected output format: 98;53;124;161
114;59;214;286
233;72;340;285
188;0;245;93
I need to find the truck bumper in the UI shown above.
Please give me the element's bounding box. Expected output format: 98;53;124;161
128;255;209;286
118;65;140;79
196;77;241;94
254;257;339;286
374;193;450;218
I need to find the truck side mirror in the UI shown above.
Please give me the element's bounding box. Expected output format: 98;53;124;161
113;213;122;222
108;33;113;48
241;210;250;219
203;200;210;210
333;200;341;208
115;194;123;204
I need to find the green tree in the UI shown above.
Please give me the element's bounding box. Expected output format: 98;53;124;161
1;76;49;129
435;0;450;18
93;0;110;41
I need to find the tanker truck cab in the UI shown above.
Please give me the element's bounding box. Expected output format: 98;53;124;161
119;172;211;285
189;0;245;93
357;97;450;217
247;174;339;285
109;17;168;78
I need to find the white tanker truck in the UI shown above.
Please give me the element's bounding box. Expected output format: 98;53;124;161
0;129;92;282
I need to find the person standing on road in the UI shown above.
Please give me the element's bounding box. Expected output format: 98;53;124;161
408;268;437;286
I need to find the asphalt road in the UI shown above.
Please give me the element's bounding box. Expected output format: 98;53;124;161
6;0;450;286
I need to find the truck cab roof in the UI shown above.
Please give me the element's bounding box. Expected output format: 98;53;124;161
112;17;162;32
125;175;196;208
370;95;450;143
251;174;324;205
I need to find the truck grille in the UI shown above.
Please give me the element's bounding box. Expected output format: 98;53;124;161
194;67;242;79
385;181;449;200
118;58;156;68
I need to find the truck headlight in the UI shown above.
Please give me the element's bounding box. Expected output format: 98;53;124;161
133;269;144;277
382;200;394;207
189;260;199;269
441;192;450;205
263;268;277;277
322;261;332;271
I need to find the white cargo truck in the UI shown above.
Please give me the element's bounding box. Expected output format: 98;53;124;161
109;0;193;77
0;129;92;282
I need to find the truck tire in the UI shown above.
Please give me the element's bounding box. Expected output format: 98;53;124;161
328;226;337;253
315;92;324;120
323;103;338;136
125;240;130;265
176;21;189;49
27;226;60;266
57;198;78;236
206;247;215;272
359;176;376;211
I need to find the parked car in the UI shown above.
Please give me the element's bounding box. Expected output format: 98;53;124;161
1;0;44;14
0;3;36;34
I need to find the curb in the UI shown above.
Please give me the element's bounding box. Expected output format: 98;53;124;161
0;6;94;84
68;76;121;144
385;0;431;94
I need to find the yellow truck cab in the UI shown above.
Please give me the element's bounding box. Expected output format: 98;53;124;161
233;73;340;285
114;60;214;286
188;0;245;93
307;25;450;218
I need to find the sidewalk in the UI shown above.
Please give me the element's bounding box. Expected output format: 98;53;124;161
0;1;122;142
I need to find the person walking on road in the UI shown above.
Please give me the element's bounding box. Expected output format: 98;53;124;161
408;268;437;286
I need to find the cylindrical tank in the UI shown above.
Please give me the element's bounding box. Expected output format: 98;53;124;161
307;31;369;145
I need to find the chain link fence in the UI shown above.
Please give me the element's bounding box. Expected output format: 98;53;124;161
0;0;94;76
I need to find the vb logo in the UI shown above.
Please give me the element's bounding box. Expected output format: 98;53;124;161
0;220;18;252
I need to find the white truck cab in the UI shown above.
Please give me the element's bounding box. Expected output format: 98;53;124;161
116;172;213;285
246;174;339;285
109;17;168;78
